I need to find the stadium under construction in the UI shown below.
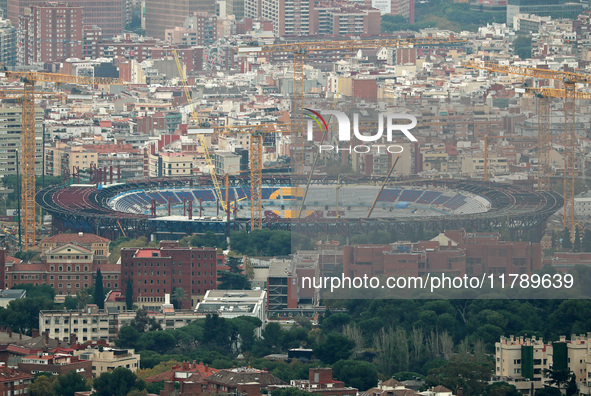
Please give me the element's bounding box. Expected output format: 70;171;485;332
37;175;563;242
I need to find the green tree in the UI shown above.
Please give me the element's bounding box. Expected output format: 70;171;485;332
425;359;493;395
483;382;521;396
574;228;581;252
53;371;90;396
93;367;145;396
29;375;57;396
583;229;591;252
226;256;242;273
566;374;578;396
313;332;354;364
513;35;532;59
535;388;562;396
130;309;160;333
561;228;572;249
115;325;140;349
94;269;105;309
125;279;134;310
171;287;190;310
332;360;378;391
218;271;250;290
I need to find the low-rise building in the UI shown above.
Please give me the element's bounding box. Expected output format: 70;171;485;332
18;353;92;379
0;366;33;396
74;347;140;376
195;290;266;335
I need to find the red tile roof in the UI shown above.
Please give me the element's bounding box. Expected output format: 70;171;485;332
0;366;33;382
41;233;110;245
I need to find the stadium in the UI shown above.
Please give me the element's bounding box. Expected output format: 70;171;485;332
37;176;563;241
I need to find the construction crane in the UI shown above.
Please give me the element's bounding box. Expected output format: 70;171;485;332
173;49;229;216
239;37;466;175
464;61;591;241
0;71;126;250
518;87;591;191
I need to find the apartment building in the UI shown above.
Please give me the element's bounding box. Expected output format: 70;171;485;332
144;0;216;39
74;347;140;376
0;107;43;178
495;335;591;395
8;0;124;38
19;353;92;378
18;2;83;65
40;305;205;342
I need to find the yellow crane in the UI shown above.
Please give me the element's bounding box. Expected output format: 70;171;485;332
464;61;591;241
239;37;466;175
0;71;126;250
518;87;591;191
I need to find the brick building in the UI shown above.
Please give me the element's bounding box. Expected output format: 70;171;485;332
121;241;218;308
18;2;83;65
0;366;33;396
342;230;541;279
1;233;119;296
270;368;357;396
18;353;92;379
8;0;124;38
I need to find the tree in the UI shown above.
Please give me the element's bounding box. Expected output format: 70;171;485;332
484;382;521;396
130;309;160;333
544;368;575;391
425;359;493;395
226;256;242;273
332;360;378;391
171;287;190;310
583;229;591;252
534;388;562;396
115;325;140;349
94;269;105;309
29;375;57;396
561;228;572;249
566;374;578;396
125;279;134;310
513;35;532;59
271;388;312;396
313;332;354;364
93;367;145;396
551;231;559;249
218;271;250;290
53;371;90;396
574;228;581;252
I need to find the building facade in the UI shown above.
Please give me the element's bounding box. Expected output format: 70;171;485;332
144;0;216;39
8;0;124;38
120;241;219;306
19;2;83;65
0;107;43;178
74;347;140;376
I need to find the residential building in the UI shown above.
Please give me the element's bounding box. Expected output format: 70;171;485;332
261;0;312;36
120;241;219;307
311;3;381;36
214;151;241;176
271;368;358;396
145;361;219;384
40;305;205;342
18;353;92;378
183;12;218;46
0;18;15;68
83;24;102;59
74;347;140;376
0;107;43;178
0;366;33;396
206;367;285;394
8;0;124;38
148;152;194;178
45;144;99;178
18;2;83;65
144;0;216;39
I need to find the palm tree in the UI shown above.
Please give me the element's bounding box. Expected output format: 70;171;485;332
172;287;190;310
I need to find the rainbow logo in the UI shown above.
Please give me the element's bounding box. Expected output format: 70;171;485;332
304;108;328;133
